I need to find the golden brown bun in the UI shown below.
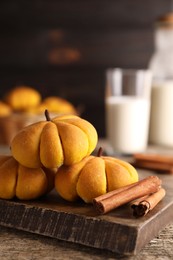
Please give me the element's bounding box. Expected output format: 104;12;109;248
55;155;138;203
0;86;78;145
28;96;77;115
0;101;12;116
55;156;93;201
11;114;98;169
0;155;56;200
4;86;41;111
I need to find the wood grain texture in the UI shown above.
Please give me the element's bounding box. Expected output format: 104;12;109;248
0;171;173;256
0;224;173;260
0;0;171;30
0;0;172;137
0;30;153;68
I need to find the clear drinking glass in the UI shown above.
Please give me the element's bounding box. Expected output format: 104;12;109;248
105;68;152;155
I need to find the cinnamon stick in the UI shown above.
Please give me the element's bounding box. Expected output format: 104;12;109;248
93;176;162;214
93;181;137;203
133;153;173;173
134;160;173;173
134;153;173;164
131;188;166;217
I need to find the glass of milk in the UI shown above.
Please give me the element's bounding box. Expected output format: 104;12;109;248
105;68;152;155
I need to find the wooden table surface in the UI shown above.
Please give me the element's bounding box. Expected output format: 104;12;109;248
0;142;173;260
0;223;173;260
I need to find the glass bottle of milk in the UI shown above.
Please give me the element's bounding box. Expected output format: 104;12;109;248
149;12;173;146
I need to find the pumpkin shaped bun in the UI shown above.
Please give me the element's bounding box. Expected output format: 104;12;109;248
4;86;41;112
0;155;55;200
0;101;12;116
40;96;77;115
55;148;138;203
27;96;77;116
11;111;98;169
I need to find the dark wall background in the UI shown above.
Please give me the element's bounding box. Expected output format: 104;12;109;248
0;0;172;137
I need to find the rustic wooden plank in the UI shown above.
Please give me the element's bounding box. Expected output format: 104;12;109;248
0;171;173;255
0;224;173;259
0;0;172;30
0;0;172;138
0;1;170;70
0;29;153;68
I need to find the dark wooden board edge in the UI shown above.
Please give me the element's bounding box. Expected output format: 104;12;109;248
0;199;138;255
0;170;173;255
0;196;173;256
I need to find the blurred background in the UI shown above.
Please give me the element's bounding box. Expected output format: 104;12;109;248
0;0;172;138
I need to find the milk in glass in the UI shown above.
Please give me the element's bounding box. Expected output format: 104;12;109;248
106;96;150;154
105;68;152;154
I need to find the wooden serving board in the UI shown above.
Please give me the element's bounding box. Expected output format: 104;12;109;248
0;170;173;256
